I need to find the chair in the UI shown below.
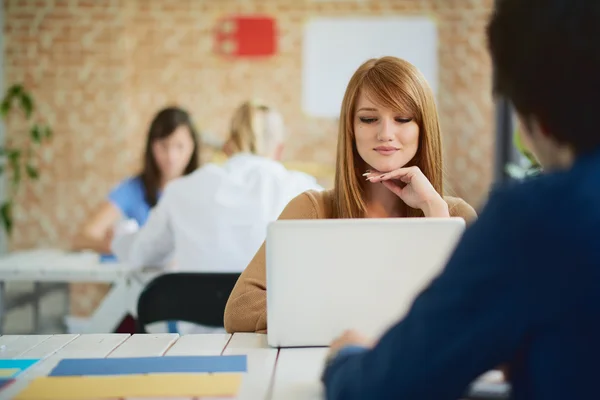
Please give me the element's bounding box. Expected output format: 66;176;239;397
136;272;241;333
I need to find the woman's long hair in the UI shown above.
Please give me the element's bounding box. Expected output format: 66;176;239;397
139;107;200;207
333;56;443;218
227;100;284;156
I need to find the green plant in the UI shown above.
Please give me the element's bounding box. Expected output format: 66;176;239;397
0;84;53;235
505;128;542;180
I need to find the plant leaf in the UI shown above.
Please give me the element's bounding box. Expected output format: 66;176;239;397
0;201;13;235
43;126;53;139
513;128;541;168
30;125;42;144
7;84;23;98
1;84;27;119
0;98;10;118
19;92;34;119
7;149;21;188
25;164;39;179
7;149;21;163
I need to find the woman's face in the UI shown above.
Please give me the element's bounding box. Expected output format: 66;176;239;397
353;91;420;173
152;125;195;182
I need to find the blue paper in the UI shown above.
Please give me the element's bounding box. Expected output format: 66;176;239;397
49;355;247;377
0;359;39;372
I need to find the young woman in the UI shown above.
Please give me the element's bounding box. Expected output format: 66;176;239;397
223;56;477;333
73;106;200;260
111;100;321;274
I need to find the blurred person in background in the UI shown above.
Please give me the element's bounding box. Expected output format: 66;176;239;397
71;106;199;334
111;100;322;333
72;106;200;261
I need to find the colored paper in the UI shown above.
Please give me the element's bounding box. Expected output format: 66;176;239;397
0;360;39;371
0;378;14;389
0;369;20;377
49;355;247;376
15;373;242;400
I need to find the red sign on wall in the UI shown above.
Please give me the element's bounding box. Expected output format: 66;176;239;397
214;16;277;57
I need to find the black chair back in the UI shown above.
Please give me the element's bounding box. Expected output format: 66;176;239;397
136;272;240;333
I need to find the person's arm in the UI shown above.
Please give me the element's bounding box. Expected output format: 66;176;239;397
322;190;553;400
447;196;478;224
111;191;174;269
72;201;122;254
224;191;321;333
73;179;136;254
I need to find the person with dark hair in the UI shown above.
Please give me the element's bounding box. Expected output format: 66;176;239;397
111;100;321;334
73;106;199;261
320;1;600;399
112;100;322;272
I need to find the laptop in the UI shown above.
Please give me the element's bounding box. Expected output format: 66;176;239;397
266;218;466;347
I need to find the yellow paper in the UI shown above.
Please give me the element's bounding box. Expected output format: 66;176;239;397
15;373;242;400
0;368;19;377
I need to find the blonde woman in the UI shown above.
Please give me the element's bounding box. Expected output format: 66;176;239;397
112;101;321;333
113;100;321;273
224;56;477;333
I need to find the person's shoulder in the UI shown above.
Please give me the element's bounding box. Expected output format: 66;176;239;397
109;176;145;199
280;189;333;220
444;196;477;224
160;170;207;205
164;169;203;191
491;172;560;208
108;176;146;213
114;176;143;191
475;176;554;230
285;169;324;191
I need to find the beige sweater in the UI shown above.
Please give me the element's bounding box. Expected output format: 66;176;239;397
223;189;477;333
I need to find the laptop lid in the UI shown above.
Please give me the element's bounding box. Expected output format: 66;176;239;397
266;218;465;347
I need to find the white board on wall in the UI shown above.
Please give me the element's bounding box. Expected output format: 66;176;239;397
302;17;438;118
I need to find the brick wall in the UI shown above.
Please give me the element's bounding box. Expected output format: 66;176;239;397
4;0;495;317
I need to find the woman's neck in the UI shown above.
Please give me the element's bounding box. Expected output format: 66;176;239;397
364;182;405;218
159;176;172;190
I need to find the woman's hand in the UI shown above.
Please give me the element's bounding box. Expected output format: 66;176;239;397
364;166;449;217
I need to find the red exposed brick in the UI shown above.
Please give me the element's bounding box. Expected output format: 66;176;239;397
5;0;496;313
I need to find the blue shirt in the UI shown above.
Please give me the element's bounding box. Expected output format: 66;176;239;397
109;177;153;227
101;177;157;263
322;149;600;400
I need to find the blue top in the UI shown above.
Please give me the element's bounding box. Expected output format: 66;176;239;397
322;149;600;400
101;176;158;263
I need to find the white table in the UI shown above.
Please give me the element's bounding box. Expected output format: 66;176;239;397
0;333;509;400
0;249;156;334
0;333;290;400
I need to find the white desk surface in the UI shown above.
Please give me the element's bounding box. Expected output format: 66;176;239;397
0;333;322;400
0;249;130;283
0;333;505;400
0;249;158;334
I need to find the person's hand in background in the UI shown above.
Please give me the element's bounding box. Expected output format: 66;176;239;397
112;219;140;237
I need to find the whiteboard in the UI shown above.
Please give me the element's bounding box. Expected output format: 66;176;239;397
302;17;438;118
